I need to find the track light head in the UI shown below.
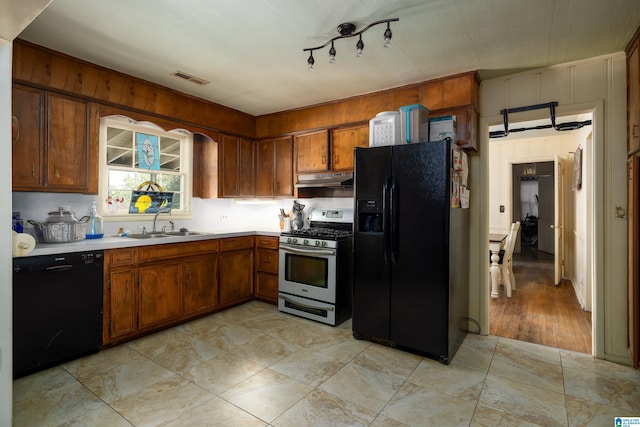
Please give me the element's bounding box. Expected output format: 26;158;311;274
307;52;315;71
329;42;336;63
356;35;364;57
384;22;392;48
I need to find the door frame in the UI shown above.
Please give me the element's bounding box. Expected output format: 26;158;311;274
479;100;604;357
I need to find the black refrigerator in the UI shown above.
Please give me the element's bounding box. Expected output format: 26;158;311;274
352;139;469;364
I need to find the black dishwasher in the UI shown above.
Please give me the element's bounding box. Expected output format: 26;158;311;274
13;250;104;378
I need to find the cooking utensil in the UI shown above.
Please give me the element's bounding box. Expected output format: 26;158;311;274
28;207;89;243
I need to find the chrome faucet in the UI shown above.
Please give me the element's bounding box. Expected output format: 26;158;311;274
152;209;171;233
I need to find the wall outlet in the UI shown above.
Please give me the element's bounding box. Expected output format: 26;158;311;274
220;214;229;221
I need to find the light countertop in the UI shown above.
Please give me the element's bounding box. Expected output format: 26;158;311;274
17;229;281;257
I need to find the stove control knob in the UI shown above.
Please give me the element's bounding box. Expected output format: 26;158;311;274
315;240;321;246
287;237;292;243
321;241;327;247
303;239;309;245
291;238;298;244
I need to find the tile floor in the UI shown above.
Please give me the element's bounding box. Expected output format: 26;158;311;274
13;301;640;426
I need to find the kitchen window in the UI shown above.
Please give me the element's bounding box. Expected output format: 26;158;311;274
98;116;193;219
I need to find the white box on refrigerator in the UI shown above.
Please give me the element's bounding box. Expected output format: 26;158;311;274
369;111;401;147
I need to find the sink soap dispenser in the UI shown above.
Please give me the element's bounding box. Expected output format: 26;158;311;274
86;201;104;239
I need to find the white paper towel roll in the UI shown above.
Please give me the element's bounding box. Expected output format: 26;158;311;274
13;232;36;257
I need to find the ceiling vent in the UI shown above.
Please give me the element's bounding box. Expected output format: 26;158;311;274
170;71;210;85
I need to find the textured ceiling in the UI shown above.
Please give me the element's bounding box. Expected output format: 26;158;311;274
15;0;640;116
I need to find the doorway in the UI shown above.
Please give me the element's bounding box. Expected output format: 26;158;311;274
486;114;593;353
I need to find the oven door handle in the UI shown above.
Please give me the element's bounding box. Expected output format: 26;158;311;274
279;244;336;256
279;294;335;311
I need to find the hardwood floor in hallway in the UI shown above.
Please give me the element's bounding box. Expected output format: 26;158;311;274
489;245;592;353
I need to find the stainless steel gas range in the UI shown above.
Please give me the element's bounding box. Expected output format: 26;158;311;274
278;208;353;326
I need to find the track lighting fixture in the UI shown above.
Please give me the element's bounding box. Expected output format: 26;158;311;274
303;18;398;69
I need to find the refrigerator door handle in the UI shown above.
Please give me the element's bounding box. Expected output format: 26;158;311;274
390;177;399;263
383;176;391;264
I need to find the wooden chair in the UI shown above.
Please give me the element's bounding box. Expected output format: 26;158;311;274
500;221;521;297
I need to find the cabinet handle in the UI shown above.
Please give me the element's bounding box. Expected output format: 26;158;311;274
333;154;339;165
634;124;640;138
53;165;59;180
322;155;326;164
31;163;35;178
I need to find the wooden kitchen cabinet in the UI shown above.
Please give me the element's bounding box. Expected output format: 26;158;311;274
295;130;330;173
628;29;640;155
104;248;138;343
430;106;478;152
11;84;43;188
106;269;138;342
11;84;99;193
193;132;219;199
254;235;279;304
138;262;182;330
219;236;254;306
103;240;219;346
219;134;254;197
330;125;369;172
255;136;294;197
182;254;219;315
296;126;368;175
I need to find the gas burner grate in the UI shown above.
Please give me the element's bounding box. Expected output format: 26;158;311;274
281;227;352;240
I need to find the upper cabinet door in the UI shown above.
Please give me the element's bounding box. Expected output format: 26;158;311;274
46;93;92;191
330;125;369;172
12;85;44;189
295;130;329;174
238;138;255;196
273;136;293;196
255;139;275;197
220;134;240;197
219;134;254;197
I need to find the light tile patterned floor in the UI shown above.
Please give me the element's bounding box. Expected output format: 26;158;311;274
13;301;640;426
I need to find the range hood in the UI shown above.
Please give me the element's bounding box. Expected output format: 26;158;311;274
296;172;354;188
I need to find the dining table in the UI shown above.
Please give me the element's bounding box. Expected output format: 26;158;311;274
489;233;508;298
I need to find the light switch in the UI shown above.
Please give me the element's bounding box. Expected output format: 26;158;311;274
499;205;505;213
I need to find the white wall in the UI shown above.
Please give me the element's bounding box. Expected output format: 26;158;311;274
488;133;576;233
477;52;629;364
11;193;354;237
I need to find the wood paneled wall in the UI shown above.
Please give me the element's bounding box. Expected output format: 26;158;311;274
255;72;479;139
13;40;478;142
12;40;254;140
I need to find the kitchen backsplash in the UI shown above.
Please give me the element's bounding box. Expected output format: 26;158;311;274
12;192;354;236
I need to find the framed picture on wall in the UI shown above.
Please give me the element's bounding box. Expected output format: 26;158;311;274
572;146;582;190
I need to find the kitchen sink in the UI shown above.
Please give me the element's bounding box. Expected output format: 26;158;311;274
124;230;209;239
124;232;169;239
163;230;206;236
